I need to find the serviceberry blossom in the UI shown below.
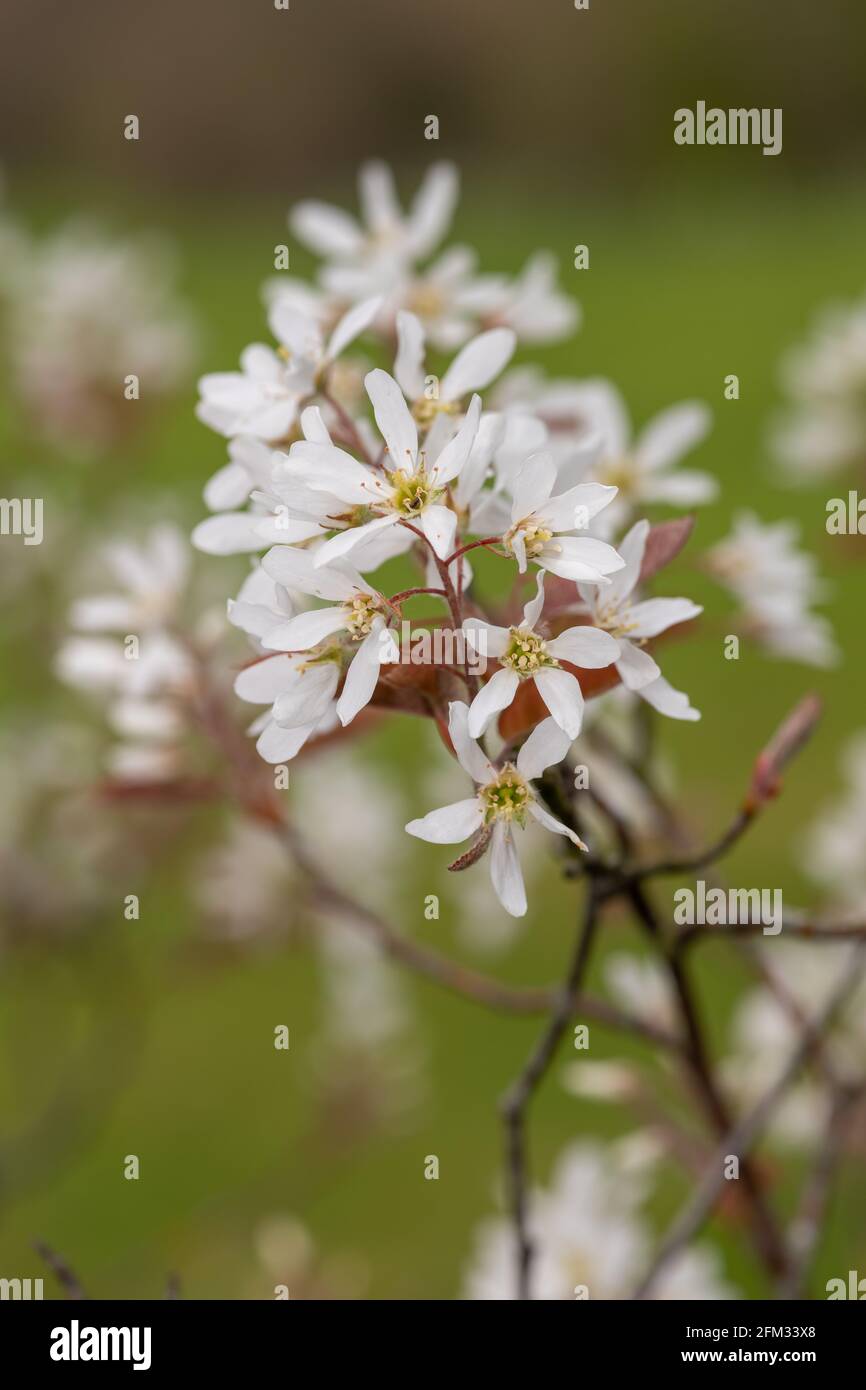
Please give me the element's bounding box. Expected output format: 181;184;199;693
197;295;381;443
705;512;838;668
259;546;398;726
464;1140;735;1300
284;369;482;563
56;524;201;780
579;519;702;719
771;291;866;481
501;450;624;579
292;160;459;278
463;573;620;739
405;701;584;917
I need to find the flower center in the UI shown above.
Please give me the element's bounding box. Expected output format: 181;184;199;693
596;455;638;495
593;600;638;640
502;626;555;677
406;283;446;321
389;467;442;518
480;765;531;825
343;592;382;640
505;520;553;559
412;397;460;427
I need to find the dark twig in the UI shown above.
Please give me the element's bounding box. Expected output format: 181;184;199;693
500;881;602;1300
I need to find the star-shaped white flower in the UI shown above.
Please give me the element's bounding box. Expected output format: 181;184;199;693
196;296;380;443
260;545;398;726
283;368;481;566
405;701;586;917
502;451;624;582
579;519;702;720
462;572;620;739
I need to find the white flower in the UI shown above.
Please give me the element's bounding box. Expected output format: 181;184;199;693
55;524;197;779
483;252;579;344
464;1140;735;1300
805;732;866;908
284;369;481;565
463;572;620;739
196;296;380;443
291;160;458;272
394;308;515;456
259;545;398;726
405;701;585;917
724;943;866;1149
7;222;195;447
502;450;624;579
705;512;837;668
579;519;702;720
233;650;341;764
772;293;866;481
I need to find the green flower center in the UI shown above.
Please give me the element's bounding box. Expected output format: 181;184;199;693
480;765;531;825
502;626;555;677
389;468;442;518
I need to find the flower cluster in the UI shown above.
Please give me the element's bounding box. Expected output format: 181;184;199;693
0;212;196;448
191;162;713;917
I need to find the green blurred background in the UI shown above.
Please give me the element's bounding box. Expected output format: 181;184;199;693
1;0;865;1299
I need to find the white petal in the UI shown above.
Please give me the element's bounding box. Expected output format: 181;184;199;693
204;461;253;511
626;597;702;639
286;441;385;506
533;667;585;738
615;639;661;690
273;664;339;726
325;295;382;362
394;310;427;399
69;595;137;632
537;482;619;532
489;822;527;917
268;303;322;360
405;798;484;844
256;717;317;763
467;668;520;738
522;570;546;629
234;654;298;704
419;503;458;560
440;328;516;400
262;606;347;651
528;798;587;850
359;160;401;235
546;624;620;668
299;405;332;445
336;625;387;725
641;470;718;506
635;402;711;472
313;513;399;566
192;513;266;555
511;453;557;523
462;618;509;660
448;700;496;783
605;518;650;605
262;545;360;600
290;200;364;258
537;536;625;583
365;368;418;470
406;162;459;259
637;675;701;721
516;717;572;780
430;393;482;485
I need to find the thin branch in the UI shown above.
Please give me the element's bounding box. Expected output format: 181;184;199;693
33;1242;88;1299
634;944;866;1298
500;881;602;1300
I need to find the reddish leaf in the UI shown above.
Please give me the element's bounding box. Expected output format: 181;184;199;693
639;515;695;583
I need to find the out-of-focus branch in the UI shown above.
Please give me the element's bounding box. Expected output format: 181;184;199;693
500;882;602;1300
634;944;866;1299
